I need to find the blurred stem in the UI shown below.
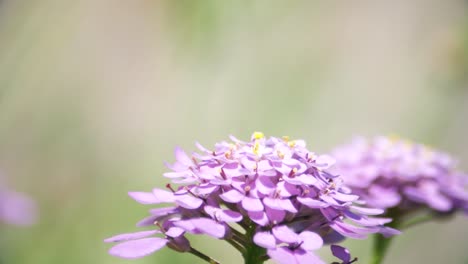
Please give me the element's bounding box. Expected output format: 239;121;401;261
189;247;220;264
371;209;440;264
370;208;401;264
370;234;395;264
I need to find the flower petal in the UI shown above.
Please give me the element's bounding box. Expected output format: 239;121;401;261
174;194;203;209
298;231;323;251
272;225;299;244
253;231;276;249
128;192;159;204
108;237;167;259
219;189;244;203
152;189;175;203
242;197;264;212
104;230;160;243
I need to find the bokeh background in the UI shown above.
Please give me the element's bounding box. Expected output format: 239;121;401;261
1;1;468;263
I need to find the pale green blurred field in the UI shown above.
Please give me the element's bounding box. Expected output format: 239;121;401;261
0;1;468;263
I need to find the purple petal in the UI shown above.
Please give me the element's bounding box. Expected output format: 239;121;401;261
152;189;175;203
272;225;299;244
219;189;244;203
379;226;401;238
256;176;276;195
315;155;336;169
265;206;286;224
350;206;383;215
248;210;269;226
104;230;160;243
294;249;325;264
219;209;243;222
258;160;273;171
190;218;227;238
204;206;242;222
173;220;198;233
278;199;298;213
276;181;300;197
331;245;351;263
242;197;264;212
108;237;167;259
253;231;276;249
174;194;203;209
165;227;185;237
191;184;219;195
329;221;374;239
128;192;159;204
264;197;297;212
267;247;297;264
299;231;323;251
195;142;211;153
331;192;360;202
175;147;193;166
136;215;160;227
284;174;318;185
343;210;392;226
297;197;329;208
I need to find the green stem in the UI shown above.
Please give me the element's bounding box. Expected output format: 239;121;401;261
242;224;267;264
243;244;266;264
188;247;221;264
370;234;395;264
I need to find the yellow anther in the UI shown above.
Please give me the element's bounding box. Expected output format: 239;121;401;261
244;186;251;192
292;167;298;173
288;140;296;148
253;141;260;155
252;163;258;170
282;136;290;142
225;150;232;158
253;131;265;140
308;153;316;161
277;150;285;159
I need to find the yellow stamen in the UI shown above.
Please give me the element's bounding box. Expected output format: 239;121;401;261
253;140;260;155
277;150;285;159
282;136;290;142
253;131;264;140
288;140;296;148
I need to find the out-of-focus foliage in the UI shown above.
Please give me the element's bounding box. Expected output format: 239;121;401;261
0;1;467;263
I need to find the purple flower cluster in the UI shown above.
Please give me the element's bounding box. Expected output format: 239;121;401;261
0;179;37;226
105;133;398;263
332;136;468;214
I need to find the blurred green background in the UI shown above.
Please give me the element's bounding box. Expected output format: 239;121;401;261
0;1;467;263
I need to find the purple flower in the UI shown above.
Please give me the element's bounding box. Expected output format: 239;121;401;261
105;133;398;263
332;136;468;215
0;180;37;226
